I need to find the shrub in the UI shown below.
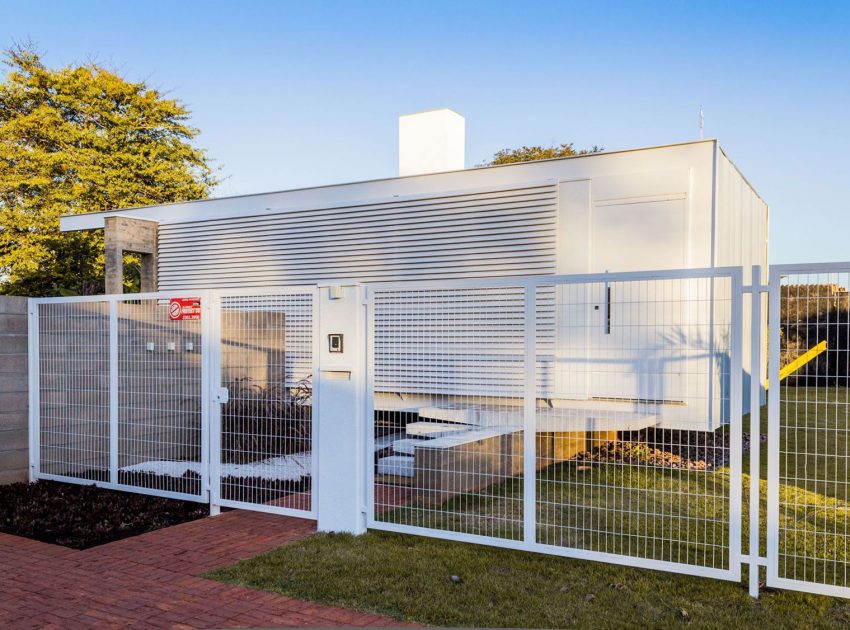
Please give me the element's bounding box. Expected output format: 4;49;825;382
220;376;312;464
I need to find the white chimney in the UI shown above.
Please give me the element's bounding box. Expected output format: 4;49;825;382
398;108;465;177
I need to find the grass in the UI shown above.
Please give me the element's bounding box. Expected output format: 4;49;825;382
379;462;733;569
208;387;850;627
207;530;850;629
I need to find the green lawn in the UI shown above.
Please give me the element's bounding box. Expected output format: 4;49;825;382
208;389;850;627
379;462;733;569
207;530;850;629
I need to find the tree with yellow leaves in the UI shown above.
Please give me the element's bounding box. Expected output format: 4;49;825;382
0;46;218;295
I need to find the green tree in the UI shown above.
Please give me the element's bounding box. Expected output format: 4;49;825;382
0;46;218;296
484;142;604;166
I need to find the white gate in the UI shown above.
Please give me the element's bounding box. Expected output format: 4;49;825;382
209;288;319;518
29;292;212;502
767;263;850;597
366;267;744;581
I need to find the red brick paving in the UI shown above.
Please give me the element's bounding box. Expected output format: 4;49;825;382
0;510;416;629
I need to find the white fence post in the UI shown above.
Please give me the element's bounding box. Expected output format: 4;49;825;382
108;299;118;485
27;299;40;483
523;284;537;546
729;268;744;577
316;283;367;534
765;267;782;589
204;291;219;515
748;265;763;598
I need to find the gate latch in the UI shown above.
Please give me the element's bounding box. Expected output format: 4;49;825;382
215;387;229;404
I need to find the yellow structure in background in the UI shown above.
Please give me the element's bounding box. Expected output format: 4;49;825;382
767;340;828;390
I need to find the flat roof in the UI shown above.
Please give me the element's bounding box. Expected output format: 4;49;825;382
59;138;762;232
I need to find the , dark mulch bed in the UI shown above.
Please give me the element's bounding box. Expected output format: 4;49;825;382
574;428;768;470
0;480;208;549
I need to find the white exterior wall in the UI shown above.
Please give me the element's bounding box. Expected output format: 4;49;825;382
62;140;719;286
714;146;770;411
155;182;559;288
60;140;766;432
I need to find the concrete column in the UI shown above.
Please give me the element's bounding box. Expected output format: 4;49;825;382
103;216;159;294
316;284;367;534
0;297;28;485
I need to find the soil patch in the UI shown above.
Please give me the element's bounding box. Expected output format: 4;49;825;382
574;429;767;470
0;480;207;549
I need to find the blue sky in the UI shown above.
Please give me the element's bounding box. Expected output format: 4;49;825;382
2;0;849;263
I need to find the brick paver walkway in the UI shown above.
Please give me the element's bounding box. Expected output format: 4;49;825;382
0;510;412;629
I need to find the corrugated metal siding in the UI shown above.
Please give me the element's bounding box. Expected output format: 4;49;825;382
157;182;558;289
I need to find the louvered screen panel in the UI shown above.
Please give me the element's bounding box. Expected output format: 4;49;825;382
157;182;557;289
372;284;556;397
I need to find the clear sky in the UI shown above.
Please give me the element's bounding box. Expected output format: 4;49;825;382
2;1;849;263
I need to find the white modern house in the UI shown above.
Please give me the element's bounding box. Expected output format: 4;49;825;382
59;109;768;432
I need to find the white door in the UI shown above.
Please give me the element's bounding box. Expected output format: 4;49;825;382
588;198;690;403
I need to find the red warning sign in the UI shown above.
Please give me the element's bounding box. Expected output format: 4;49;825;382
168;297;201;321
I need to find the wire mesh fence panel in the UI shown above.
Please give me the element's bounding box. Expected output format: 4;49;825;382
768;267;850;597
370;285;527;541
535;275;740;575
37;301;111;481
116;298;204;498
217;291;314;515
368;269;742;578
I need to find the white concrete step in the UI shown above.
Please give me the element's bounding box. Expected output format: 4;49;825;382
405;421;472;438
392;438;421;456
374;432;405;452
377;455;414;478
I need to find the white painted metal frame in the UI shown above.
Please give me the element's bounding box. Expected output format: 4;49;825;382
209;285;320;519
365;266;744;582
29;287;320;516
766;262;850;598
742;265;769;597
29;290;213;503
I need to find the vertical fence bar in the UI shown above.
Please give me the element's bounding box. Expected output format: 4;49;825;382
765;268;782;587
749;265;763;597
200;291;212;509
27;300;40;482
728;268;744;572
523;283;537;546
108;299;119;485
208;291;221;515
364;287;376;527
312;286;322;516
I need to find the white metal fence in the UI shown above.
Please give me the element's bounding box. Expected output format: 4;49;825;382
31;294;208;501
25;263;850;600
767;263;850;598
28;288;317;515
211;289;318;517
367;268;743;580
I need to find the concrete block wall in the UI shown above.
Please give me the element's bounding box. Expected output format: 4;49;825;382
0;297;28;484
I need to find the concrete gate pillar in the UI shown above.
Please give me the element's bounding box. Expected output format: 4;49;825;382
315;284;367;534
103;216;159;294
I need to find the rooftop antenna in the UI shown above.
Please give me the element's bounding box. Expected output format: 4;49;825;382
699;105;705;139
